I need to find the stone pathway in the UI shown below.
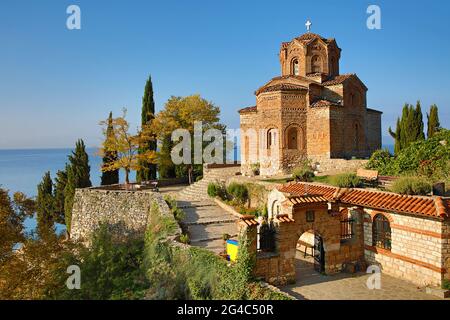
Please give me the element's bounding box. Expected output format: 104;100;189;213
279;252;444;300
175;167;241;254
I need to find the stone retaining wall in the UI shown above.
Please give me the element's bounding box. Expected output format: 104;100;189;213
70;187;175;241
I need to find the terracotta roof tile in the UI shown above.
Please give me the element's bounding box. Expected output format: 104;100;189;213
278;182;337;200
286;195;328;205
275;214;295;223
238;106;257;114
321;74;355;86
310;99;342;108
278;182;449;219
256;83;308;95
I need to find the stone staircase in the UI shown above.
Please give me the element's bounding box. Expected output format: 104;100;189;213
176;166;241;202
175;166;241;254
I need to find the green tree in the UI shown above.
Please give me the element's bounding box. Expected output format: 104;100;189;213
101;112;119;185
151;95;225;184
157;135;176;178
99;109;157;185
64;139;92;234
412;101;425;142
36;172;55;238
389;102;425;153
427;104;441;138
53;167;67;225
0;189;34;264
137;75;157;182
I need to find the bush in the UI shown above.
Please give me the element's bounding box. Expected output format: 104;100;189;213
329;173;362;188
442;279;450;290
250;163;260;176
366;149;394;175
226;183;249;205
207;181;227;200
180;234;190;244
389;176;432;195
292;159;315;182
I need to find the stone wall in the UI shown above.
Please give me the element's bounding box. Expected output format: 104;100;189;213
363;209;446;287
70;187;174;242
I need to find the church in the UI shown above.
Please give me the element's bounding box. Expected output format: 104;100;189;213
239;29;382;176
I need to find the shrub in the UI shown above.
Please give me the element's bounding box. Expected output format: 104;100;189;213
292;159;315;182
207;181;227;200
389;176;432;195
226;183;249;205
329;173;362;188
180;234;190;244
366;149;394;175
442;279;450;290
250;163;260;176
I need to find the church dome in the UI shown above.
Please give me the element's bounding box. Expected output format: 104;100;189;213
295;32;333;43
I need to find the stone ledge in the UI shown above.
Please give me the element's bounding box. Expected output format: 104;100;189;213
426;287;450;299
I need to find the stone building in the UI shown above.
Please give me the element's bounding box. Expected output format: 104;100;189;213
239;32;382;176
251;182;450;287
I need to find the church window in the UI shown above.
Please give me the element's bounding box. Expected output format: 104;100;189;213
267;129;277;149
311;55;322;73
292;59;299;75
354;123;360;151
287;127;298;150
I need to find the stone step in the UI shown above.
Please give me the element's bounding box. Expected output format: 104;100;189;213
184;218;237;226
188;222;238;242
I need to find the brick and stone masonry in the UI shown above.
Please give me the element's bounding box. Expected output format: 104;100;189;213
239;32;382;176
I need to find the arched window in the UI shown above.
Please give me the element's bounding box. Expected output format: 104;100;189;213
354;123;360;151
287;127;298;150
267;129;277;149
311;55;322;73
292;59;299;76
372;214;391;250
330;57;336;75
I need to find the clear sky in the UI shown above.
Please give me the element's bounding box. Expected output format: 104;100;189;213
0;0;449;149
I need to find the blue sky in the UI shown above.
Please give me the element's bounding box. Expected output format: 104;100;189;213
0;0;449;149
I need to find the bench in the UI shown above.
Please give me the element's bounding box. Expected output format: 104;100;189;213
297;240;314;258
356;168;379;187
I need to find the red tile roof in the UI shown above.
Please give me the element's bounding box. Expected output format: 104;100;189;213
310;99;342;108
286;195;328;205
321;74;355;86
238;106;257;114
256;83;308;95
278;182;449;219
278;182;337;200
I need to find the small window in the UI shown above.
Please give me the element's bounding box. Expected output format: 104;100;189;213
287;127;298;150
267;129;276;149
293;59;299;76
306;210;315;222
373;214;391;250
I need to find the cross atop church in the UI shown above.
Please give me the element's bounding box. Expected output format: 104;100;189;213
305;19;312;32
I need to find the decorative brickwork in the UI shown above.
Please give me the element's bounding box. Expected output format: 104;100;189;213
239;32;382;176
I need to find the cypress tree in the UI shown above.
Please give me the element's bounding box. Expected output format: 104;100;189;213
53;167;67;225
158;135;176;178
389;117;402;154
427;104;441;138
413;101;425;141
137;75;157;182
101;112;119;185
64;139;92;234
36;171;55;238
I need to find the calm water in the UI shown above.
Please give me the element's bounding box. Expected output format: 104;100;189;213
0;148;132;232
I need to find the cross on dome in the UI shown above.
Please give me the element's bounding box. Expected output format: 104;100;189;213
305;19;312;32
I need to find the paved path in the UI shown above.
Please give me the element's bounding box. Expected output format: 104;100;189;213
280;252;443;300
175;167;241;254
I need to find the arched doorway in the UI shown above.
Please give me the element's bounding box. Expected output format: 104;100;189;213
297;230;325;275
